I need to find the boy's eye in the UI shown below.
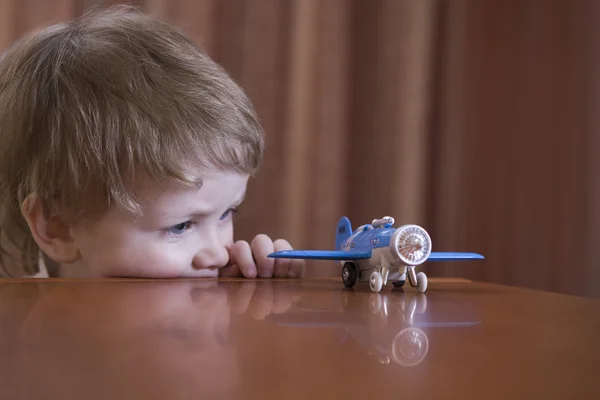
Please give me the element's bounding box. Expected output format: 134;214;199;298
220;208;238;221
167;221;192;236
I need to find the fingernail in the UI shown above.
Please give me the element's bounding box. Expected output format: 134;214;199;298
244;268;256;278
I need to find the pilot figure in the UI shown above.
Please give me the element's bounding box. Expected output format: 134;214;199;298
371;216;395;229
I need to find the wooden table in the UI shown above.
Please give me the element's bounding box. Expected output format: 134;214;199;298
1;277;599;399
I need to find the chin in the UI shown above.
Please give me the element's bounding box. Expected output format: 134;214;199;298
182;268;220;278
101;267;219;279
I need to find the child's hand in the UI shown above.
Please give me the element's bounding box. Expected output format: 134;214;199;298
220;234;305;279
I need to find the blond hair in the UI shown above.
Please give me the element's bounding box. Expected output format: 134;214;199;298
0;6;265;276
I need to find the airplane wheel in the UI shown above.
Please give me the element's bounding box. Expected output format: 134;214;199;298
342;262;358;287
416;272;428;293
392;280;405;288
369;271;383;293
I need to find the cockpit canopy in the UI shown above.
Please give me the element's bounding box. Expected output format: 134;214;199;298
354;224;374;234
353;216;396;234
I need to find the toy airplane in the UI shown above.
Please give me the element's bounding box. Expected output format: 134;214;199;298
268;216;484;293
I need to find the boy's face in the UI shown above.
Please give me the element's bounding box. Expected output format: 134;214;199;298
67;172;249;278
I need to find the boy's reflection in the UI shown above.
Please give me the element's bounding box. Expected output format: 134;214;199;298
9;280;294;399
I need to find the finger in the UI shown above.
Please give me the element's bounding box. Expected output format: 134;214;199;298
289;259;306;278
272;239;292;278
248;282;274;320
219;262;242;277
250;234;275;278
272;282;293;314
230;280;257;314
228;240;257;279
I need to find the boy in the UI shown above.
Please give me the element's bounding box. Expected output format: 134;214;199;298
0;6;304;279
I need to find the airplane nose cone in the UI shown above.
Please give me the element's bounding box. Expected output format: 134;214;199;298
413;238;423;250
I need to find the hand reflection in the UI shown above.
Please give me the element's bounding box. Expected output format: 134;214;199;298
228;280;296;320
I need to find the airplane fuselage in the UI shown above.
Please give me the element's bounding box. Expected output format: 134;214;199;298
339;225;407;282
340;225;395;252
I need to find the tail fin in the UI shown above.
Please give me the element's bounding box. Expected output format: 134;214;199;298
335;217;352;250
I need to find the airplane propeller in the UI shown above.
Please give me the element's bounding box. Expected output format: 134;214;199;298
391;225;432;266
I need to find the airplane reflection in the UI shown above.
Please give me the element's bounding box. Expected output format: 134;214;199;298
266;290;481;367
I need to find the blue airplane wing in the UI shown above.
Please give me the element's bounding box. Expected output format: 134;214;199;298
427;252;484;261
268;250;371;260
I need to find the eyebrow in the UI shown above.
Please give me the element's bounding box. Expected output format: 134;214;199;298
176;190;247;220
233;191;246;207
147;188;249;225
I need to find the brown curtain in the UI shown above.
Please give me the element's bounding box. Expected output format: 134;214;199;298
1;0;598;298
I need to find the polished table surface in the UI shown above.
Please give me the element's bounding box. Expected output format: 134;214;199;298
1;277;599;399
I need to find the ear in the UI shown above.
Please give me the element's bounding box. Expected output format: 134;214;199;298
20;194;80;264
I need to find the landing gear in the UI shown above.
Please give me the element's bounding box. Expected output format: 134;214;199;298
416;272;428;293
392;280;405;288
350;266;427;293
392;272;406;288
407;267;428;293
342;262;358;288
369;271;383;293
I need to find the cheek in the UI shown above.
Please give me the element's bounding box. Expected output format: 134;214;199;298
103;245;191;278
220;223;234;246
72;220;235;278
75;230;189;278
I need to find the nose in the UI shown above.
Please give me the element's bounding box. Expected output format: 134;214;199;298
192;232;229;270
